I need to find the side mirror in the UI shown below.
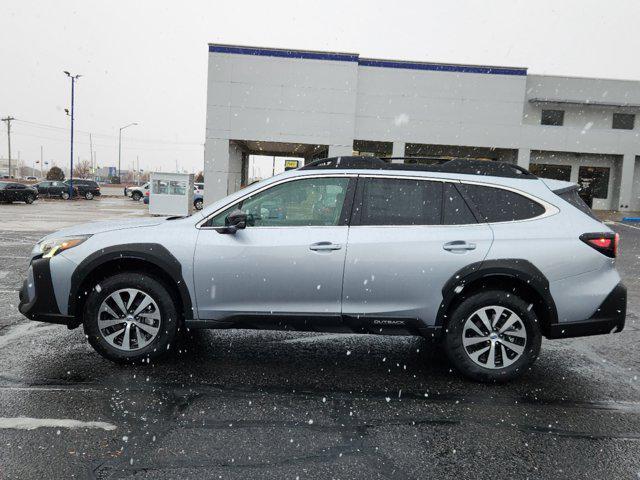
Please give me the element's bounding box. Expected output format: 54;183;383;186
219;209;247;234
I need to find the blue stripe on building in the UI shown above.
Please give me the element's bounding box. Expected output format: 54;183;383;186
209;44;527;76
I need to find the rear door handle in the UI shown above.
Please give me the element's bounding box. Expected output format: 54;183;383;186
309;241;342;252
443;241;476;252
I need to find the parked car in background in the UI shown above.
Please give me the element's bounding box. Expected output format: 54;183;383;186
0;182;38;204
125;182;149;201
34;181;78;199
66;179;101;200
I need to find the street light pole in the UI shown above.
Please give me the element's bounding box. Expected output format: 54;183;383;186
118;122;138;182
64;71;81;199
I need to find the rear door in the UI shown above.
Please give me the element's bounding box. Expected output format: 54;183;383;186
341;176;493;327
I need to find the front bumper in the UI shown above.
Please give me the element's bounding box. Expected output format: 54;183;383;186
18;258;75;326
546;283;626;339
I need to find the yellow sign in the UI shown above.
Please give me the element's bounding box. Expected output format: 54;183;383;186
285;160;299;169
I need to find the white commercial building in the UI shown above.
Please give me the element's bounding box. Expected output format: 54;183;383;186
204;44;640;211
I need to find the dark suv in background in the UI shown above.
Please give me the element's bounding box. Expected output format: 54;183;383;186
67;179;101;200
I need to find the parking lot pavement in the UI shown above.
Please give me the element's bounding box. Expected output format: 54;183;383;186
0;196;148;232
0;212;638;478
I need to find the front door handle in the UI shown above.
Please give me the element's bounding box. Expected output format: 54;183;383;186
443;241;476;253
309;241;342;252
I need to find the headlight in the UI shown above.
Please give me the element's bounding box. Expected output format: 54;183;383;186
37;235;91;259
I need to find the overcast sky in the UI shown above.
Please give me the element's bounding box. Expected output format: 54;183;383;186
1;0;639;174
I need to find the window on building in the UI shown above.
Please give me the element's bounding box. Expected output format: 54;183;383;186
359;178;442;226
352;140;393;157
458;184;546;222
578;166;610;200
612;113;635;130
541;109;564;126
529;163;572;181
443;183;477;225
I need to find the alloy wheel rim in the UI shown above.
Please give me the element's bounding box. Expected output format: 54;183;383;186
97;288;161;351
462;305;527;369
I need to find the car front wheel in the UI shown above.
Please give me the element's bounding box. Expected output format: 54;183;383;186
443;290;541;383
24;194;35;204
83;273;180;363
194;199;203;210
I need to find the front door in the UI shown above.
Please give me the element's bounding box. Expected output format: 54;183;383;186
194;175;355;327
342;177;493;328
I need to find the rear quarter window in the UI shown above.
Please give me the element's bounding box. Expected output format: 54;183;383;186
459;183;546;222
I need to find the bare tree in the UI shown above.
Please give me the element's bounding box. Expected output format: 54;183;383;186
73;160;92;179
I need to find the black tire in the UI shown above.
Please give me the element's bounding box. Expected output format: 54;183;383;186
84;191;94;200
83;272;180;363
194;199;203;210
24;194;35;204
61;191;70;200
443;290;541;383
132;192;142;201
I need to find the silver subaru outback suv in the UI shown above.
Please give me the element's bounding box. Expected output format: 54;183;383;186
19;157;626;382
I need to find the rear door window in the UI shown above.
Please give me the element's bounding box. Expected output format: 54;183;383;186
458;183;545;222
443;183;477;225
358;178;442;225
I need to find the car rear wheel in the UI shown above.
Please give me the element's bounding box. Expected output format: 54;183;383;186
132;192;142;201
84;191;94;200
443;290;541;383
24;194;35;204
61;191;70;200
83;273;180;363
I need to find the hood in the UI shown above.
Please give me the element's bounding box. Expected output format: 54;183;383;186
40;217;167;240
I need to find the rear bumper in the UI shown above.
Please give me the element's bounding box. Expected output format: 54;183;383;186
18;258;75;327
546;283;626;339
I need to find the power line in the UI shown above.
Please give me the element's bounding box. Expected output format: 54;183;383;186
12;118;203;146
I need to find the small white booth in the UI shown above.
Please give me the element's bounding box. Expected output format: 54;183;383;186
149;172;194;216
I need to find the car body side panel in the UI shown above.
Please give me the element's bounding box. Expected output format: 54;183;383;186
550;263;621;323
53;219;199;318
341;224;493;326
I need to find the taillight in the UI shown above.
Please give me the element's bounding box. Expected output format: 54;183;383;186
580;232;618;258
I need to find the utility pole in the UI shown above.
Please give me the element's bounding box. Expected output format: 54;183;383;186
64;71;81;199
40;146;43;178
1;116;14;178
89;133;93;178
118;122;138;181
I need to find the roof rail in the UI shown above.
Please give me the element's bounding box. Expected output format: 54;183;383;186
300;156;536;179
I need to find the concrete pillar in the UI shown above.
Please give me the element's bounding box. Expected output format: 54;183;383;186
328;144;353;157
617;153;636;211
517;148;531;170
203;138;231;206
391;142;406;163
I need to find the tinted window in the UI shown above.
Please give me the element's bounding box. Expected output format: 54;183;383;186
541;109;564;126
529;163;571;181
207;177;350;227
612;113;634;130
459;184;545;222
359;178;442;225
443;183;476;225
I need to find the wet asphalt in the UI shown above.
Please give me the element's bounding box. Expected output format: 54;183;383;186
0;204;639;479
